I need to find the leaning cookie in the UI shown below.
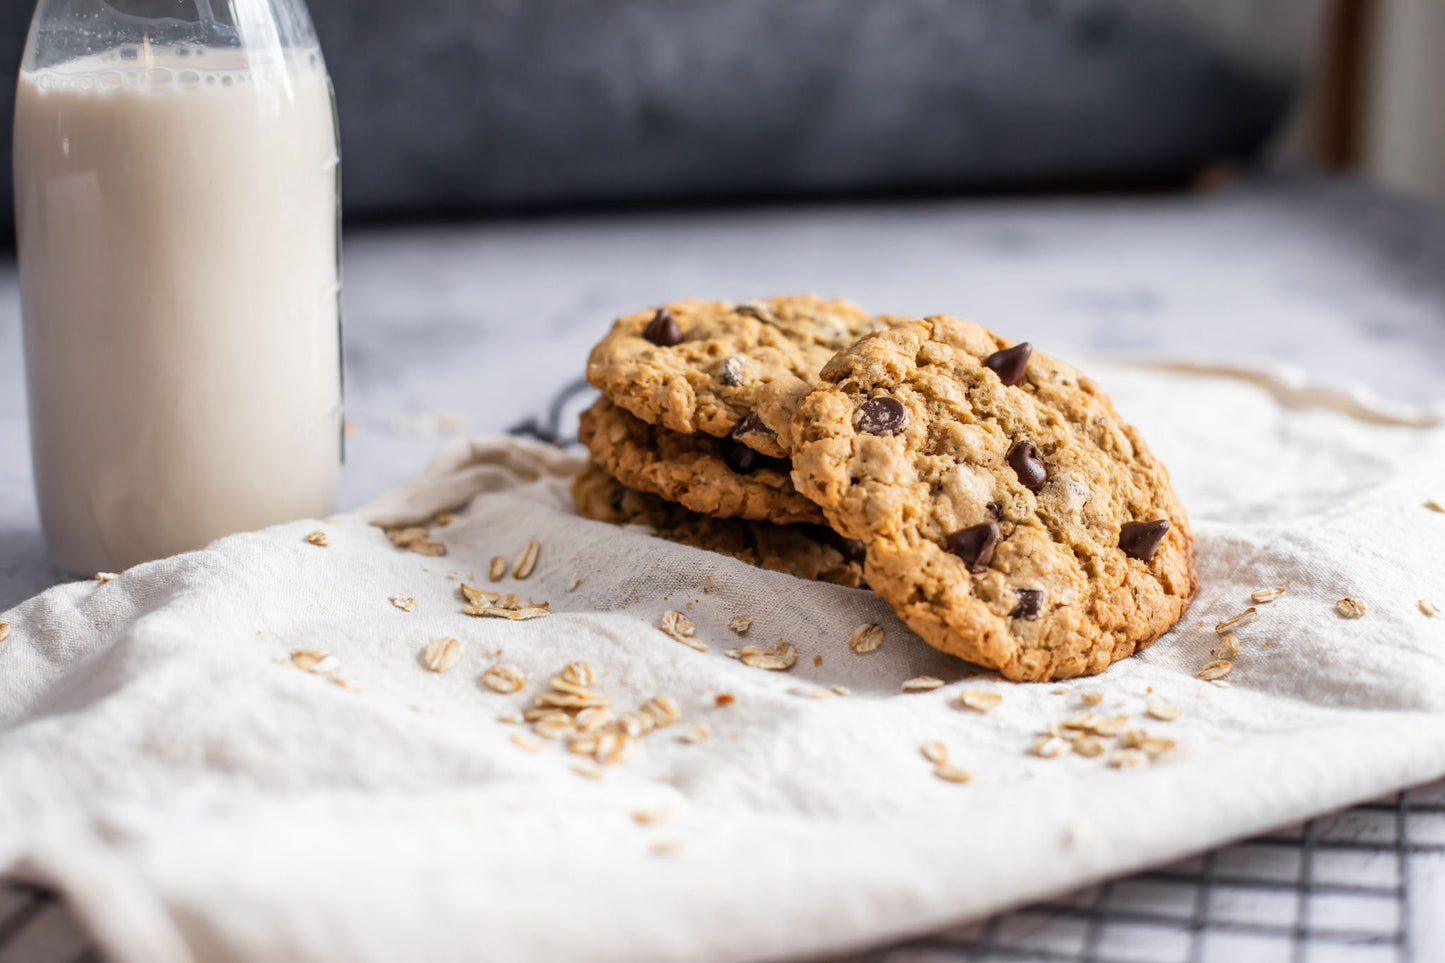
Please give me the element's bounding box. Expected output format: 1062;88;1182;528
790;315;1197;682
585;295;894;457
571;464;865;587
579;397;825;525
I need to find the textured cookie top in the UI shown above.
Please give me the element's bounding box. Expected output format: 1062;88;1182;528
579;397;825;526
571;464;864;587
585;295;889;456
790;315;1197;681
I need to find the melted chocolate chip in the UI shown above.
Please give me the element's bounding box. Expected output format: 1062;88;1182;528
1119;519;1171;561
719;355;745;386
986;501;1001;519
854;396;908;436
643;308;683;346
1012;589;1043;620
722;439;787;475
946;521;1000;573
731;411;776;442
983;342;1033;386
1007;439;1047;492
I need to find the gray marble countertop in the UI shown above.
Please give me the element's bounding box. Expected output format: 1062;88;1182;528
3;170;1443;609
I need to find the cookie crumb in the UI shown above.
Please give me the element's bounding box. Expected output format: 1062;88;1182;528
1421;599;1439;618
848;623;884;654
0;623;10;644
901;676;945;693
1196;659;1233;681
481;663;526;693
389;594;416;613
489;556;507;581
959;690;1004;713
1214;608;1257;635
1250;586;1285;603
513;540;541;579
421;637;463;673
304;530;329;547
714;692;736;707
1336;597;1367;619
94;572;118;583
727;615;752;635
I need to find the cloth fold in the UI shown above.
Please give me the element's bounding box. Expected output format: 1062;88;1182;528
2;360;1444;963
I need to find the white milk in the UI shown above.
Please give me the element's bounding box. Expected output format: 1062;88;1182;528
14;49;342;574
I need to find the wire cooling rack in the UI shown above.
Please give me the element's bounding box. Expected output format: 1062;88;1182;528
3;779;1439;963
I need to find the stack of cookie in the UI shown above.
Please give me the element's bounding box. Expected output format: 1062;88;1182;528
575;296;1198;680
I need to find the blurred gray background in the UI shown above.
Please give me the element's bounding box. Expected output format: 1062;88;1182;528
0;0;1331;230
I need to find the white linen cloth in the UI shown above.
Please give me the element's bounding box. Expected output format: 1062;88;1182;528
2;360;1444;963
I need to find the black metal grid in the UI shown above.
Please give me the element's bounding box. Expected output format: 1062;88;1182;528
3;783;1440;963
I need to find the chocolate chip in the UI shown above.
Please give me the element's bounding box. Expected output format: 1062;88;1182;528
983;342;1033;386
1119;519;1170;561
946;521;999;573
735;302;773;322
720;355;745;386
731;411;776;442
986;501;1001;519
721;439;787;474
1007;439;1047;492
1012;589;1043;620
643;308;682;346
854;396;908;436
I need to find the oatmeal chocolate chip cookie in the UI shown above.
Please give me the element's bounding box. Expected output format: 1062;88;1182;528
790;315;1197;682
585;295;894;457
571;464;865;587
579;397;825;525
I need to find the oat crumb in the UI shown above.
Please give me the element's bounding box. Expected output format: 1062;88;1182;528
680;724;711;744
1146;699;1182;721
1426;499;1445;513
933;764;972;784
421;637;463;674
848;623;884;654
1214;608;1257;635
1030;736;1072;758
1196;659;1233;681
959;690;1004;713
1336;597;1367;619
389;594;417;613
738;642;798;671
1421;599;1440;618
509;733;543;753
921;741;949;765
569;573;583;592
727;615;752;635
481;663;526;694
489;556;508;581
289;649;337;674
659;610;707;651
714;692;736;707
633;808;673;825
1250;586;1286;604
513;540;541;579
304;530;329;547
901;676;945;693
831;684;852;696
0;623;10;644
1072;735;1108;758
1218;633;1242;657
94;572;118;583
1108;749;1151;769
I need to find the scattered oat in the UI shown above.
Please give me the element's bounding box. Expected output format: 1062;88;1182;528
1080;691;1104;706
569;573;583;592
557;661;595;689
738;642;798;671
901;676;945;693
933;764;972;784
1146;699;1182;722
1336;597;1367;619
290;649;337;674
831;684;852;696
389;594;417;613
498;712;522;724
1214;608;1257;635
714;692;736;707
633;808;673;825
571;761;606;781
0;623;10;644
482;663;526;694
328;677;366;694
659;610;706;652
651;839;684;857
509;733;543;753
1051;686;1069;695
489;556;507;581
94;572;118;583
382;525;446;557
959;690;1004;713
513;540;541;579
1218;633;1242;657
466;605;550;621
421;637;463;673
1030;736;1072;758
727;615;752;635
680;724;711;744
848;623;884;655
921;741;949;765
789;686;832;700
645;695;683;727
461;583;499;605
1426;499;1445;513
304;530;329;547
1108;749;1150;769
1421;600;1439;618
1250;586;1286;604
1196;659;1233;681
1072;735;1108;757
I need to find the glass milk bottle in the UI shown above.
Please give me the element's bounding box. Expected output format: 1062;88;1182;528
14;0;343;575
